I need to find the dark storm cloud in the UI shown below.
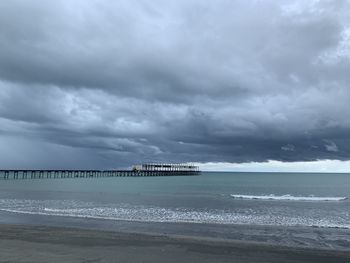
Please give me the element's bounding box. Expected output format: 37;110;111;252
1;0;350;168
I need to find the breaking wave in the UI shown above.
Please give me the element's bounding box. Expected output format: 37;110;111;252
0;198;349;229
230;194;347;201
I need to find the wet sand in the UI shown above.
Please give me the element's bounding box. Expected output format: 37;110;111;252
0;224;349;263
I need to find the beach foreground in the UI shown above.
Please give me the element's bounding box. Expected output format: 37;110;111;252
0;224;349;263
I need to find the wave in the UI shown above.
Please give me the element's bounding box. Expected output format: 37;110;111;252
230;194;347;201
0;198;349;229
1;207;349;229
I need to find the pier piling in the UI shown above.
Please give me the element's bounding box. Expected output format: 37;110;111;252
0;163;200;180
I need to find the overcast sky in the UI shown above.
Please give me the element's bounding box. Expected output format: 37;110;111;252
1;0;350;170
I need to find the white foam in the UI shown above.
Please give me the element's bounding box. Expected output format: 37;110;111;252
0;198;349;229
230;194;347;201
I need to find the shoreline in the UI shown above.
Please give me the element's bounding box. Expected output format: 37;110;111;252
1;210;350;251
1;224;350;263
2;207;350;230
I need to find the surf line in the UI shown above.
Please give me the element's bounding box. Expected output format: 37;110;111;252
230;194;347;201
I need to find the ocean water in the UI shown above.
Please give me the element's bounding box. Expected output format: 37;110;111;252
0;172;349;229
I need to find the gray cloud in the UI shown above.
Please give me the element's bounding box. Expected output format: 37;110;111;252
0;0;350;169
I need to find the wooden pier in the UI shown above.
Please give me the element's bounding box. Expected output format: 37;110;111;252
0;164;200;180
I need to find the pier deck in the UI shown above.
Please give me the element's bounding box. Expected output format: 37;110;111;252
0;169;200;180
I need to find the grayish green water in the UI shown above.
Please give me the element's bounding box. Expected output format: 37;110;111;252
0;172;349;228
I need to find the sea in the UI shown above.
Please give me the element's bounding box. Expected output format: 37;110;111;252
0;172;349;230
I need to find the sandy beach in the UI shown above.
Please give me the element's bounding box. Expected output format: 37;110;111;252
0;224;349;263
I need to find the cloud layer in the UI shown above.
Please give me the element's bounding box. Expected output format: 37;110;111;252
1;0;350;168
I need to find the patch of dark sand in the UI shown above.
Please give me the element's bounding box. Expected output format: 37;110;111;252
0;224;349;263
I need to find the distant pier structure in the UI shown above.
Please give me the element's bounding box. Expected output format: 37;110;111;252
0;163;200;180
133;163;200;172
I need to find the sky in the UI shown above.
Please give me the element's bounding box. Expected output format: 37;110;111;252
1;0;350;171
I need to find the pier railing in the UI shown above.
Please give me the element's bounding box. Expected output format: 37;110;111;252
0;169;200;180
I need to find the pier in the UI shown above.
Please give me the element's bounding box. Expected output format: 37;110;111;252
0;163;200;180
